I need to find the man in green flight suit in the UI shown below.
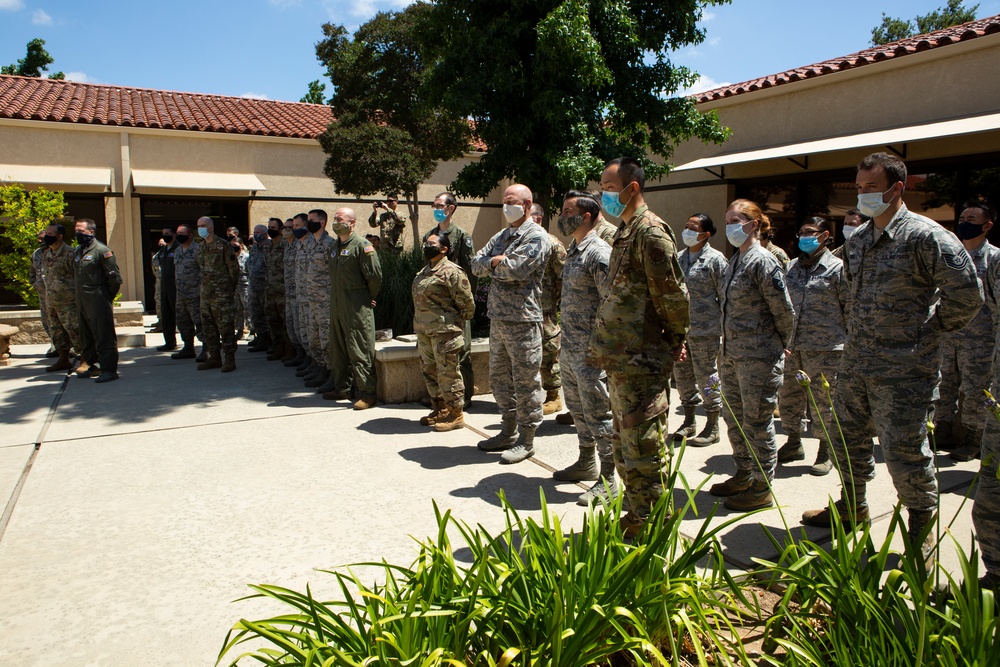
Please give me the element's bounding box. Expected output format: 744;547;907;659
73;218;123;383
325;207;382;410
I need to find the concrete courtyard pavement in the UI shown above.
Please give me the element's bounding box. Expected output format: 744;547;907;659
0;337;984;666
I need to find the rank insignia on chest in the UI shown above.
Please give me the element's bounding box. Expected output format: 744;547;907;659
341;249;351;256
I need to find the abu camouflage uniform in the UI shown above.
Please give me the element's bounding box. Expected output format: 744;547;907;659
719;241;795;484
835;205;982;512
234;247;250;335
42;241;80;353
265;234;288;345
472;220;551;430
937;240;1000;435
30;245;51;339
295;234;315;355
412;257;476;407
974;253;1000;579
672;243;727;413
561;230;613;464
587;205;690;517
284;235;303;347
197;235;239;356
423;224;477;400
304;231;335;370
540;233;567;394
778;249;847;445
173;242;202;346
248;240;270;337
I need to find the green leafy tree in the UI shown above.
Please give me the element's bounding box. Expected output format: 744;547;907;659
314;4;471;247
0;184;66;306
1;38;65;79
871;0;979;45
300;79;326;104
419;0;731;223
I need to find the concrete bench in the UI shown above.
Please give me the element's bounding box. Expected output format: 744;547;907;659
0;301;145;345
375;335;491;404
0;323;16;365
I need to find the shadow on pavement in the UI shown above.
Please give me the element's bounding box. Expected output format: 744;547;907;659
451;472;582;510
398;445;496;469
359;417;433;435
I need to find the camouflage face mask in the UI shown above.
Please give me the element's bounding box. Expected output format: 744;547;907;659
557;214;584;236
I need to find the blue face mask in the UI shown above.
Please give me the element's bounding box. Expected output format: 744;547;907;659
798;236;821;254
601;185;634;219
197;228;210;239
433;208;448;224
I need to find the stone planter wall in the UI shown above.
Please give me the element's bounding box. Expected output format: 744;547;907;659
375;336;491;404
0;301;145;345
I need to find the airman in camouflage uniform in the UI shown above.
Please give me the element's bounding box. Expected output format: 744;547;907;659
534;206;567;415
246;224;270;351
938;202;1000;461
325;208;382;409
973;209;1000;590
473;184;551;464
283;216;308;367
776;219;848;477
368;194;407;251
151;243;163;329
233;240;250;339
294;214;317;378
302;210;336;391
413;232;476;431
72;219;122;383
588;159;690;537
171;224;202;360
550;191;615;505
40;223;79;372
803;154;983;554
423;192;477;405
671;213;727;448
195;217;239;372
30;233;52;347
264;218;289;361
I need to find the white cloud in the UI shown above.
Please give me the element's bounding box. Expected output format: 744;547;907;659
241;92;270;100
0;0;24;10
32;8;52;25
63;71;97;83
701;10;716;22
323;0;409;20
708;37;720;47
677;74;731;98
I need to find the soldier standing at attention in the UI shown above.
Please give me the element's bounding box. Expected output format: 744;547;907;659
776;217;847;477
368;194;407;252
304;210;336;392
30;230;54;357
938;200;1000;460
424;192;477;406
413;232;475;431
294;213;318;380
195;217;239;372
283;217;308;368
72;218;122;383
170;224;202;361
550;191;616;505
155;227;179;353
671;213;727;448
529;203;568;416
264;218;289;361
802;153;982;562
832;209;867;259
232;236;250;340
246;224;271;352
473;184;551;464
325;208;382;409
40;222;79;373
709;200;794;512
587;157;689;537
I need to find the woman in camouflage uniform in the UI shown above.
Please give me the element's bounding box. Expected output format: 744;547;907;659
710;200;795;512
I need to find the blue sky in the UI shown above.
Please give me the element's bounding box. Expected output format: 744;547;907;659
1;0;998;102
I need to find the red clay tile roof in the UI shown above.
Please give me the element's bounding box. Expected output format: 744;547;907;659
0;75;334;138
695;14;1000;103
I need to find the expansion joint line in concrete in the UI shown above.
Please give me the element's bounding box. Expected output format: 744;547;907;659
0;371;71;543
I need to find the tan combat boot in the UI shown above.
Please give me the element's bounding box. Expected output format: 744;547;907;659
708;470;753;497
354;395;377;410
553;447;598;481
542;389;562;415
45;350;72;373
220;352;236;373
197;352;222;370
420;398;445;426
433;404;465;432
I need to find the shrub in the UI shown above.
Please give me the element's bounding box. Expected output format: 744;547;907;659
374;246;426;336
0;183;65;306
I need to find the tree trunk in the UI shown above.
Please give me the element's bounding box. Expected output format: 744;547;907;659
536;190;551;231
408;185;420;249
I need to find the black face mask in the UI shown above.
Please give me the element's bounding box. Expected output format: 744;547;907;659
306;221;322;234
43;235;58;246
292;227;309;239
957;221;986;240
176;234;190;244
423;245;443;260
76;232;95;246
162;234;174;242
267;228;281;238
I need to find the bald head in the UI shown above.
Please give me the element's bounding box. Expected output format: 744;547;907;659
196;216;214;240
332;207;357;238
502;184;532;227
